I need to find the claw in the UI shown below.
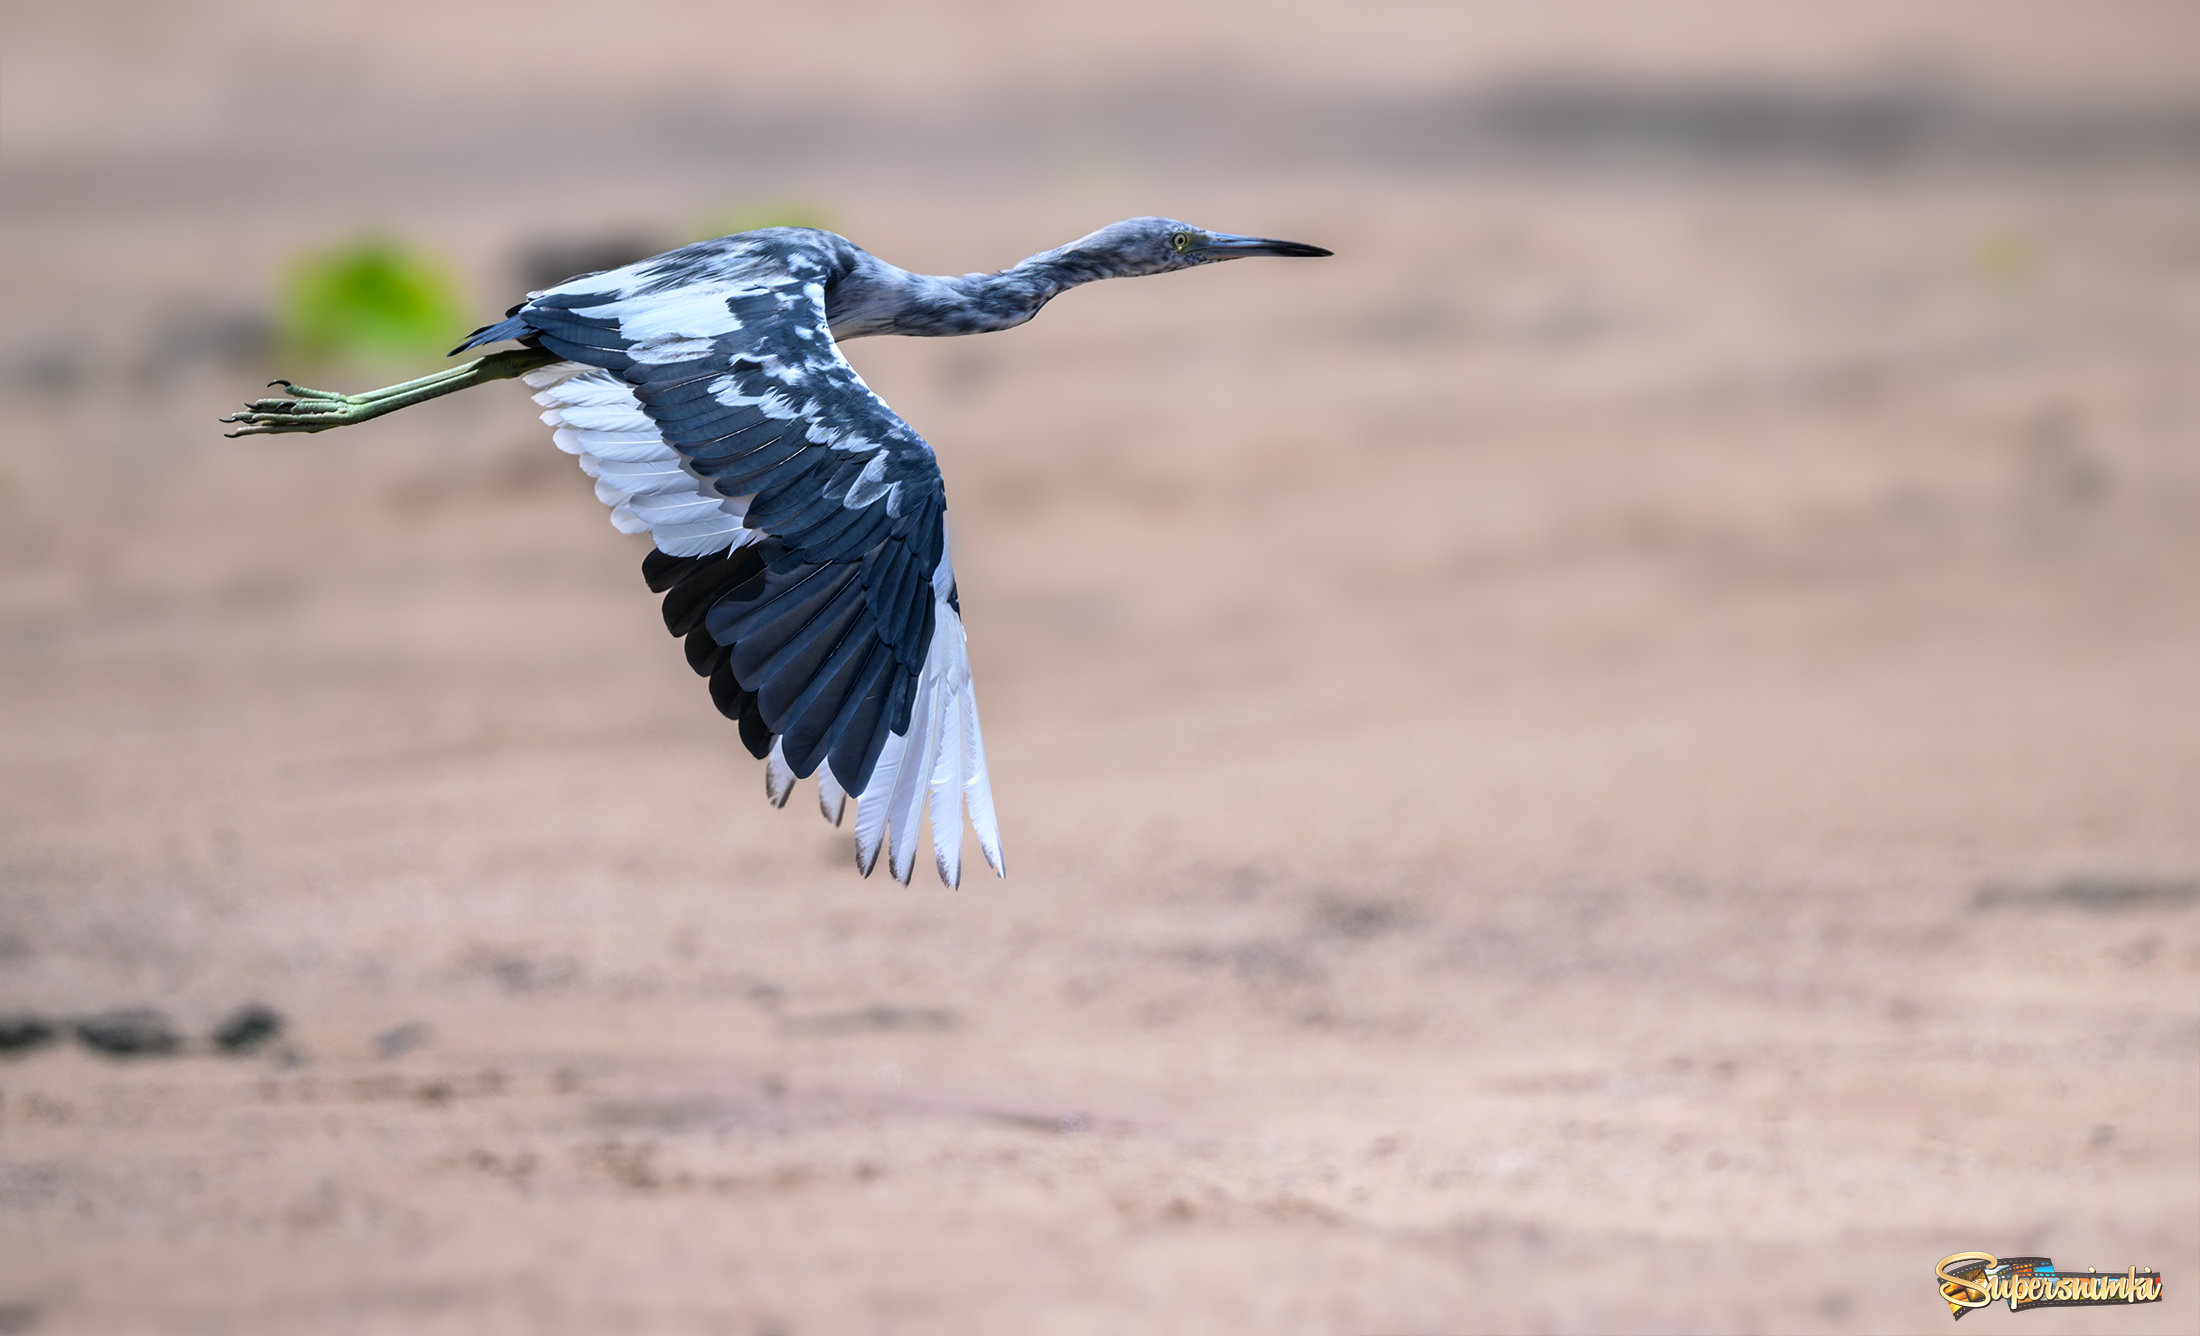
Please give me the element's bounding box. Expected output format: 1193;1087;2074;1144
221;414;337;436
218;399;352;435
260;378;348;402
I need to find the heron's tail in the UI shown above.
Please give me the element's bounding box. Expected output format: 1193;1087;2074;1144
450;312;531;356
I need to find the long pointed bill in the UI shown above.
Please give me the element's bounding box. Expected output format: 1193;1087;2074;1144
1200;232;1333;259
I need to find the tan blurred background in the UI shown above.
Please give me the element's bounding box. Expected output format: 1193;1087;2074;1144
3;2;2197;1332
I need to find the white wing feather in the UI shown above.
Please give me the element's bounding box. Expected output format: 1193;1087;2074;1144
854;730;902;877
960;687;1004;876
525;362;754;559
885;665;941;884
817;766;847;827
763;739;797;809
929;675;967;888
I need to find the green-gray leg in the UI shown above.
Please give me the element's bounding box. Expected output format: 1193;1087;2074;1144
220;347;562;436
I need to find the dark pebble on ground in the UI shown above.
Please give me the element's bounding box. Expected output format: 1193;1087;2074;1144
73;1008;182;1058
0;1015;58;1056
212;1003;286;1055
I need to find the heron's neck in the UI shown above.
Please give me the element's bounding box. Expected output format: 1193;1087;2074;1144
826;247;1120;340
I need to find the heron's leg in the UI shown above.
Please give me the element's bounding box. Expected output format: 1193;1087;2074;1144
221;347;562;436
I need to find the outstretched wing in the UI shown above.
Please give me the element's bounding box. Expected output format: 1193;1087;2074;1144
460;233;1002;885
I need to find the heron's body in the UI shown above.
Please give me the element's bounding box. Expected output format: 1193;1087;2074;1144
226;218;1328;885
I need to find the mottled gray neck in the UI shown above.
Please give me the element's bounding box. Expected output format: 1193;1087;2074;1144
824;243;1128;340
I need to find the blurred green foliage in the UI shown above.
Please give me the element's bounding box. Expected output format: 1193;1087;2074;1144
1974;232;2038;289
688;202;834;244
281;237;469;363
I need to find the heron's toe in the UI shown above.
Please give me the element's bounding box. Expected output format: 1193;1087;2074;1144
271;382;350;401
218;394;358;435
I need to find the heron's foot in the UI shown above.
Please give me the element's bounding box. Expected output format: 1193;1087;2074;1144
220;381;380;435
220;349;559;438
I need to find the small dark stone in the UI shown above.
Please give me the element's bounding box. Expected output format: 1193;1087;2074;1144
73;1008;181;1058
212;1003;285;1055
376;1022;433;1059
777;1005;959;1037
0;1015;57;1056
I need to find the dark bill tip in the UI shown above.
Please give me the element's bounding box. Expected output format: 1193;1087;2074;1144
1203;233;1333;259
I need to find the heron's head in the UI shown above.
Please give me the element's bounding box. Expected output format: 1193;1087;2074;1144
1060;217;1332;278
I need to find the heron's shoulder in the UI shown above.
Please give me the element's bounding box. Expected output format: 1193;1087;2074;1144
686;229;866;282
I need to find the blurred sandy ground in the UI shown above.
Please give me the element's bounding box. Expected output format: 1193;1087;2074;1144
2;2;2197;1332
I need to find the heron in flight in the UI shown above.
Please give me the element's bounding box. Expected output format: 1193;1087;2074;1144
224;219;1331;885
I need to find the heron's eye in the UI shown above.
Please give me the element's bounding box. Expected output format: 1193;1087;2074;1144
1171;231;1195;253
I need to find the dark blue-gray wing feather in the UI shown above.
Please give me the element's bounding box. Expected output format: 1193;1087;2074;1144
463;234;945;797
